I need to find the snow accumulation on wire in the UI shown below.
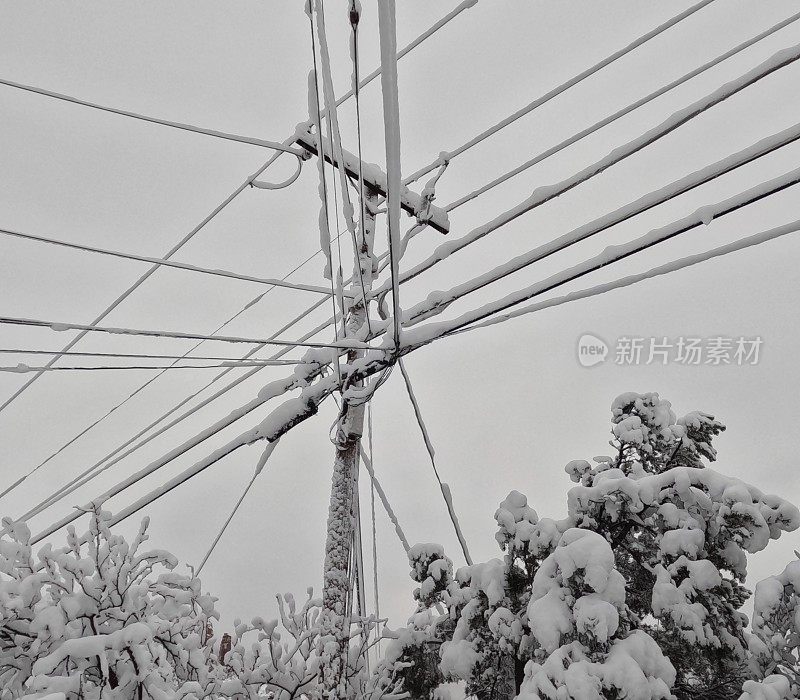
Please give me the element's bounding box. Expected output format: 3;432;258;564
359;445;410;553
378;0;404;348
0;226;344;295
399;359;472;565
402;0;715;185
401;166;800;345
0;316;367;350
445;9;800;213
375;44;800;304
396;119;800;328
455;218;800;335
33;165;800;542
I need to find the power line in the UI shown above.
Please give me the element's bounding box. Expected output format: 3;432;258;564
0;226;349;297
418;168;800;340
0;348;300;363
384;50;800;309
398;359;472;565
402;0;717;185
0;0;478;416
0;316;366;350
0;235;339;503
195;440;279;576
444;9;800;213
450;219;800;337
0;150;287;415
378;0;404;351
30;168;800;542
12;312;335;523
0;76;306;156
0;362;301;373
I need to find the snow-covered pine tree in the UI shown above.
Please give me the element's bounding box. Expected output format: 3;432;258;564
382;392;799;700
566;392;799;699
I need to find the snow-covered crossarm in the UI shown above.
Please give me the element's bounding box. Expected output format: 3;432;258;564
369;45;800;299
295;130;450;235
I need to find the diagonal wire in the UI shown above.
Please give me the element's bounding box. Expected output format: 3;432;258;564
195;439;279;576
402;0;717;185
398;358;472;565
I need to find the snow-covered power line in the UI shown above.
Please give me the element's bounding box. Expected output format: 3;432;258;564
0;227;352;297
29;165;800;544
444;9;800;213
0;0;477;416
450;219;800;337
0;150;286;415
0;76;307;156
398;359;472;565
0;316;366;350
21;118;797;525
402;0;717;185
0;348;300;363
0;362;301;373
378;0;404;350
412;167;800;342
380;47;800;310
400;120;800;328
13;312;336;524
0;239;338;504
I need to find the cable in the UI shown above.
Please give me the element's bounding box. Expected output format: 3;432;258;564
450;219;800;337
0;348;300;363
413;168;800;342
349;1;374;338
402;0;717;185
0;0;480;416
377;0;404;350
0;227;345;297
195;440;279;576
0;316;366;350
0;234;340;503
0;76;306;155
359;445;409;553
0;362;301;373
382;48;800;309
0;149;287;415
444;9;800;213
367;402;381;653
398;359;472;565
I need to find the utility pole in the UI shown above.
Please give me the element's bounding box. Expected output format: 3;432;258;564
301;128;448;699
318;189;376;700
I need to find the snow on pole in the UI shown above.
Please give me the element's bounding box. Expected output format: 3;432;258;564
377;0;404;349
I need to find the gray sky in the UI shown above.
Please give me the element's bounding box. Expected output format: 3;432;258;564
1;0;799;631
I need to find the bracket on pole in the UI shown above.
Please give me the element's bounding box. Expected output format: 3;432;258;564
295;130;450;235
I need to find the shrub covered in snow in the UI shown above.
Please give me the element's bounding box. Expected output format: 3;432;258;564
0;508;218;699
385;392;799;700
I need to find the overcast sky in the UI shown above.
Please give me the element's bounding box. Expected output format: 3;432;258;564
1;0;799;632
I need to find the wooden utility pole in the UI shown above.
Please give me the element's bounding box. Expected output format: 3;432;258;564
318;190;376;699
